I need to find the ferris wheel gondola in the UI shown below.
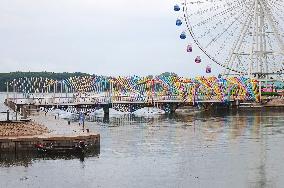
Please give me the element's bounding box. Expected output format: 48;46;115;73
174;4;181;11
180;32;186;39
187;44;192;52
195;56;201;63
206;65;212;73
176;19;182;26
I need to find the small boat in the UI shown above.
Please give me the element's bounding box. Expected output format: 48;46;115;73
35;141;88;154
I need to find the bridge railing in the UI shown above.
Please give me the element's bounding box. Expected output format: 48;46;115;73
111;96;146;103
6;94;243;106
154;95;183;101
111;95;186;103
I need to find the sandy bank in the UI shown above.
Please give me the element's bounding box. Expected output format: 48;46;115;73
0;121;48;137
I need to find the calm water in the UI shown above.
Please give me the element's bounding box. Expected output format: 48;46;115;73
1;93;284;188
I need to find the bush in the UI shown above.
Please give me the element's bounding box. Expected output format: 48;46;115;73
261;92;280;96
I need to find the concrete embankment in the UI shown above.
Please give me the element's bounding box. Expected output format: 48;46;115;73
0;134;100;152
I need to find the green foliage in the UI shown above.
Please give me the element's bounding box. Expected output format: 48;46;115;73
261;92;280;96
159;72;178;77
0;72;91;91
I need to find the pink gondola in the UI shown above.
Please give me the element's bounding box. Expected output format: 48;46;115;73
206;65;211;73
195;56;201;63
187;44;192;52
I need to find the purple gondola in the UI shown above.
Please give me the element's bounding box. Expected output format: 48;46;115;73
187;44;192;52
195;56;201;63
206;65;212;73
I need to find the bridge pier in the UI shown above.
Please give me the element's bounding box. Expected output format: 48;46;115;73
103;114;110;123
161;103;178;114
231;100;240;109
103;105;110;117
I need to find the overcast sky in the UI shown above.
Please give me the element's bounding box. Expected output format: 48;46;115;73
0;0;220;77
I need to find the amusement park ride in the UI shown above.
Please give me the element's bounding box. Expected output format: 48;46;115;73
174;0;284;81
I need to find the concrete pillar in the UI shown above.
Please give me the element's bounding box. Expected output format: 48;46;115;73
169;105;176;114
103;106;110;116
163;103;177;114
103;114;110;123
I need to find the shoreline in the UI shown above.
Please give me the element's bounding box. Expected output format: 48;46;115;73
0;111;100;152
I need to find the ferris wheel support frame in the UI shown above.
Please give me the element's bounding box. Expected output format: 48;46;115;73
249;0;261;79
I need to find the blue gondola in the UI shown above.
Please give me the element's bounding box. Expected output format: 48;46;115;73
174;5;180;11
180;32;186;39
176;19;182;26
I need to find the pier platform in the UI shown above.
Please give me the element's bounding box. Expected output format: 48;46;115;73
0;108;100;153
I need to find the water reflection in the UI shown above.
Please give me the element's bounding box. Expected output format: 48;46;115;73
191;109;283;188
0;148;100;167
87;113;171;127
85;108;284;140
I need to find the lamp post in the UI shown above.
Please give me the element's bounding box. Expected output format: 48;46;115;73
259;80;262;103
13;80;16;102
6;82;9;99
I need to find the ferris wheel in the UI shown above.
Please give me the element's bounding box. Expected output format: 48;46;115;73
174;0;284;79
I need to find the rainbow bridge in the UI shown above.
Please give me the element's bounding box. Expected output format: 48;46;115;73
5;75;259;114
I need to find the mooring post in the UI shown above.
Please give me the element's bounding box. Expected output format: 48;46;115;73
83;120;85;132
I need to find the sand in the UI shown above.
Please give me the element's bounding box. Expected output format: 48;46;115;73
265;98;284;106
0;121;48;137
